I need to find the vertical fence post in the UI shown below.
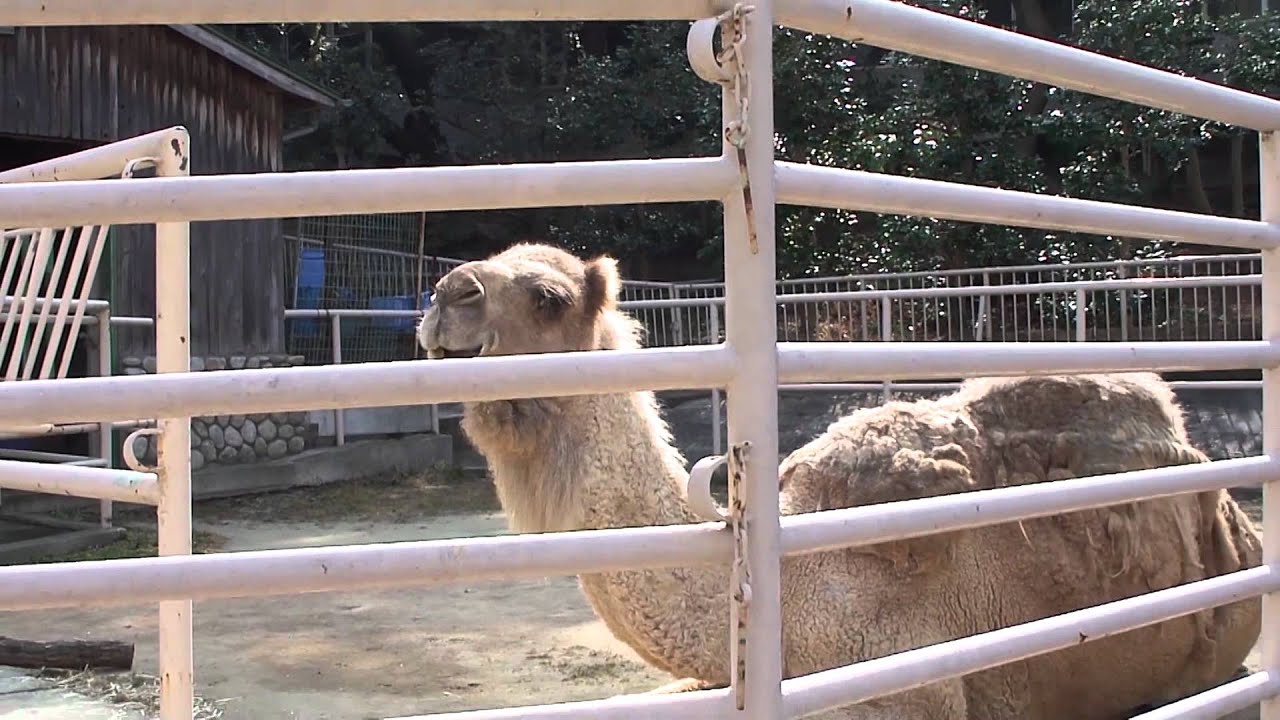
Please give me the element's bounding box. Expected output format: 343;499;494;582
1118;264;1131;341
330;314;346;446
670;283;684;346
1260;129;1279;720
880;297;893;403
710;305;722;456
95;307;113;528
982;271;993;341
719;2;783;715
154;128;193;720
1075;288;1087;343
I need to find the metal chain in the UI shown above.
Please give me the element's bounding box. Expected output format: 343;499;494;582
716;4;760;255
728;440;753;710
717;3;753;149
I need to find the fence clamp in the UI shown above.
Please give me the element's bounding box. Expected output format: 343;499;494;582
122;427;161;473
683;441;752;708
687;4;759;255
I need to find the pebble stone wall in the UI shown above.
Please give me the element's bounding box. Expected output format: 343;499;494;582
121;354;316;471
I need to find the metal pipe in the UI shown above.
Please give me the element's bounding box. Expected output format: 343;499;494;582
0;127;182;183
880;297;892;402
38;226;98;380
0;157;738;229
331;314;345;446
777;0;1280;131
775;162;1280;250
1;228;54;380
1129;671;1280;720
781;566;1280;718
0;458;159;505
1075;288;1087;342
0;448;107;465
1261;128;1280;720
721;3;785;714
20;226;73;380
0;345;734;427
778;341;1280;383
0;0;720;24
709;307;722;456
95;307;114;527
56;224;114;381
0;521;732;611
779;455;1274;556
153;128;193;720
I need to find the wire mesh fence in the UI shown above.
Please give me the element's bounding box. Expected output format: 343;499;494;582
282;213;463;364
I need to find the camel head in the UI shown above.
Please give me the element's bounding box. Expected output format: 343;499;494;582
418;243;638;359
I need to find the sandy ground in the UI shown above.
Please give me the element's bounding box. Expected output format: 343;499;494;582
1;507;668;719
0;479;1266;720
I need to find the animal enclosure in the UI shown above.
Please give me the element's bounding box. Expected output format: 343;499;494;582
0;2;1278;720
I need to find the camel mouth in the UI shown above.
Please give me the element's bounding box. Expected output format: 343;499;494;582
426;346;483;360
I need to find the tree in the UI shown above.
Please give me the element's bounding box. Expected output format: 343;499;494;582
220;0;1279;279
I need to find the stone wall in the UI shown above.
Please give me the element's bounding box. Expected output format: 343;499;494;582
122;354;317;471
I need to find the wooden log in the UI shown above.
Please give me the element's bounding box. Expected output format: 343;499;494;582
0;635;133;671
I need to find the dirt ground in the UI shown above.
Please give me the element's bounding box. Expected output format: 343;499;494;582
1;473;1267;720
5;475;669;719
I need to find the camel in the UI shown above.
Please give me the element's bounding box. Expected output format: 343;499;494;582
417;242;1262;719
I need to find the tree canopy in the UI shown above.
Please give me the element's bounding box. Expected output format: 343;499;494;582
225;0;1280;280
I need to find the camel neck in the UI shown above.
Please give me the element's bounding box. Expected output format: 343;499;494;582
463;391;697;534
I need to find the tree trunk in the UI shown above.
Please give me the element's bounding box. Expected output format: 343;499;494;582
0;636;134;671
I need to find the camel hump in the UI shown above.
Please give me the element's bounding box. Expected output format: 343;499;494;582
955;372;1192;447
780;400;982;514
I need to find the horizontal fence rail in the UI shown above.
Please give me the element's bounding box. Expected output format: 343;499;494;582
0;158;737;229
0;459;159;505
0;346;734;427
778;0;1280;131
0;456;1262;606
0;0;724;24
2;341;1276;428
775;163;1280;250
782;566;1280;718
0;522;732;611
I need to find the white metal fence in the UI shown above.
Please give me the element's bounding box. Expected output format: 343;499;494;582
0;3;1276;720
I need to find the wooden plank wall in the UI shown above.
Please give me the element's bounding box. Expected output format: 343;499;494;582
0;26;287;358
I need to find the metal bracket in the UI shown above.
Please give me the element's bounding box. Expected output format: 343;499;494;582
121;156;158;179
686;16;734;86
122;427;161;472
686;5;760;255
685;454;731;522
685;442;753;708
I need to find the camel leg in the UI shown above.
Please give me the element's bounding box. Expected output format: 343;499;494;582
640;677;719;694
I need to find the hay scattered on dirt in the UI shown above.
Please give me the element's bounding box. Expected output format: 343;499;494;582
29;526;228;564
197;466;500;525
39;668;233;719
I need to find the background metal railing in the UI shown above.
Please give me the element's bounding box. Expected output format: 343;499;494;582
287;249;1265;359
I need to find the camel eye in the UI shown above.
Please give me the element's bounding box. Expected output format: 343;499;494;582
454;286;484;303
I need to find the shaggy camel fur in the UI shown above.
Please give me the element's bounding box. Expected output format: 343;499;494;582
418;243;1262;719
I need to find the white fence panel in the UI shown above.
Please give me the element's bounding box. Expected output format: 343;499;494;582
0;3;1275;720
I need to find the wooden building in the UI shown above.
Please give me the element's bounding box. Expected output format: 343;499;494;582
0;24;340;358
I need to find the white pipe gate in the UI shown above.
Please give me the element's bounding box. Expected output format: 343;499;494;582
0;1;1277;719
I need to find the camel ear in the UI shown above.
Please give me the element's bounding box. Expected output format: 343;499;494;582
584;256;621;314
